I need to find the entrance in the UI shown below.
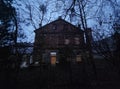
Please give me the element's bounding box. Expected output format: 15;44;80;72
50;52;57;65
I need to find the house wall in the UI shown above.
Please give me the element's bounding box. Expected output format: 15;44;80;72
33;19;86;64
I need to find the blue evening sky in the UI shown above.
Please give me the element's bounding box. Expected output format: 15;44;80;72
12;0;120;42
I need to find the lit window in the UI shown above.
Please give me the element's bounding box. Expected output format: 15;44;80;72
50;52;56;56
76;55;82;62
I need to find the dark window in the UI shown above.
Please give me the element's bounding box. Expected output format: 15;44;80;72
74;37;80;45
64;39;70;45
64;24;68;30
52;24;57;30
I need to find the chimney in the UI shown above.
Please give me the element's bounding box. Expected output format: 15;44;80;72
58;16;62;19
39;23;42;28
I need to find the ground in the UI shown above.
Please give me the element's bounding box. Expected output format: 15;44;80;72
0;58;120;89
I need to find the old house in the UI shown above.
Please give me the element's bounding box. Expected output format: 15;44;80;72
33;17;92;65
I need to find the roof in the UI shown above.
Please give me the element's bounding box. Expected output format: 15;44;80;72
34;18;83;33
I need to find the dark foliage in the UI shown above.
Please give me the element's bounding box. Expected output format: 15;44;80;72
0;0;16;46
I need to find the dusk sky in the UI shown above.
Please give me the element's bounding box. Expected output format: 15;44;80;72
12;0;120;42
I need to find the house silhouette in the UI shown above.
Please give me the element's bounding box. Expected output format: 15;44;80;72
33;17;92;65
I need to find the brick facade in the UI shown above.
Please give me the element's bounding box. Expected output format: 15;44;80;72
33;18;90;64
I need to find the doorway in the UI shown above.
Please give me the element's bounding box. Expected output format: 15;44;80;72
50;52;57;65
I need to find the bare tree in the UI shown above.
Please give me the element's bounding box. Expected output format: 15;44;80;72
60;0;120;80
92;7;120;74
19;0;53;29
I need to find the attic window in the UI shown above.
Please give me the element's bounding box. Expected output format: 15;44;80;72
52;24;57;30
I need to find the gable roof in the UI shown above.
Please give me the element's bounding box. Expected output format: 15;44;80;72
34;18;83;33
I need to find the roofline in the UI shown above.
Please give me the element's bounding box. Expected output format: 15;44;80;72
34;18;84;33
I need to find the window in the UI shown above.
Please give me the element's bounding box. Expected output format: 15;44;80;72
50;52;56;56
52;24;57;30
76;55;82;62
74;37;80;45
64;39;70;45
